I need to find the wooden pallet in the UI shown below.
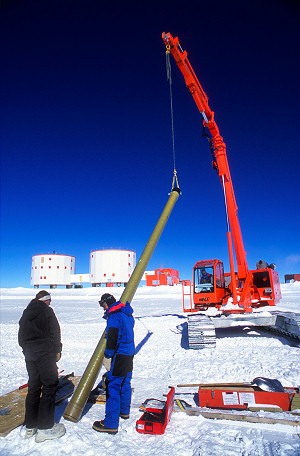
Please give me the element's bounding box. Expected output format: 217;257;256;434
174;399;300;427
0;374;81;437
179;406;300;427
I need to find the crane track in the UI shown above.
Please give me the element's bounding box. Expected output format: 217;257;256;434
187;314;216;349
262;311;300;343
187;311;300;349
265;326;300;345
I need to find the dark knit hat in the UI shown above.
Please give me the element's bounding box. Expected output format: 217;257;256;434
99;293;116;307
35;290;51;301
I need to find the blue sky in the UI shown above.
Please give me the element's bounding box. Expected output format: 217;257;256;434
1;0;300;287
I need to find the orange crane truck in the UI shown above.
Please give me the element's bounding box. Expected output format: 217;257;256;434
162;32;300;348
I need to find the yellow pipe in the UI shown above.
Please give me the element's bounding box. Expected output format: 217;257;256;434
63;188;180;422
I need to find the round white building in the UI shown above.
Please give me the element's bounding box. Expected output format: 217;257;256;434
31;254;76;288
90;249;136;287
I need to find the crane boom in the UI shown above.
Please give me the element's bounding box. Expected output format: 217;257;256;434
162;32;248;280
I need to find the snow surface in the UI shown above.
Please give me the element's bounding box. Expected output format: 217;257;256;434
0;283;300;456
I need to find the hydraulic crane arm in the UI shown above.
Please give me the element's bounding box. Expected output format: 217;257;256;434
162;32;248;279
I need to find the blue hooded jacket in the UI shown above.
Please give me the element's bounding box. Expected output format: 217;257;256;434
103;301;135;359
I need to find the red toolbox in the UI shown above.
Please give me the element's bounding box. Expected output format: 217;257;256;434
136;387;175;435
198;386;299;411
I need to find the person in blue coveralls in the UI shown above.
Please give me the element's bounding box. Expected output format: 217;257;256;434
92;293;135;435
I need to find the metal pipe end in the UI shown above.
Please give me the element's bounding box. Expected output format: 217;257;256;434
63;402;83;423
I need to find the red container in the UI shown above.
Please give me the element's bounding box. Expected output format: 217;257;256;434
198;387;297;411
136;387;175;435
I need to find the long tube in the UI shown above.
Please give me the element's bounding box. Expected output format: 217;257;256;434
226;231;238;305
222;175;238;305
63;187;181;422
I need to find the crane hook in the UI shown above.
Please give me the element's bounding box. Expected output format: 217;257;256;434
171;169;181;193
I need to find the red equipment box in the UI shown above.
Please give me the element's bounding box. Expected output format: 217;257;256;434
136;387;175;435
198;386;299;411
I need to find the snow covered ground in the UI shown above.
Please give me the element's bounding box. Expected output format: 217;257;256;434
1;283;300;456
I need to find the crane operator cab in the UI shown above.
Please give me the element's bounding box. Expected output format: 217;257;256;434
192;259;226;311
186;259;281;313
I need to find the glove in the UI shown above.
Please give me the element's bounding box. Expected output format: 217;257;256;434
56;352;61;362
101;372;108;391
103;357;111;371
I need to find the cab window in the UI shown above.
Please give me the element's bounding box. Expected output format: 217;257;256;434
215;262;225;288
194;266;214;293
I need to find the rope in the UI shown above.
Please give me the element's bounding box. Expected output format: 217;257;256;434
166;48;180;191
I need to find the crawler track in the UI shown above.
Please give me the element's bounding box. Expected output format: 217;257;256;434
187;311;300;349
187;314;216;349
263;311;300;342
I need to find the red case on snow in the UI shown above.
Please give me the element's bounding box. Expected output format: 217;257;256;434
198;386;298;411
136;387;175;435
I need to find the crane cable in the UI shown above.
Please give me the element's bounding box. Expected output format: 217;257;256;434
166;46;180;191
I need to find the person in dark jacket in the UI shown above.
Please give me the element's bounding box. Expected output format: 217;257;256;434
92;293;135;435
18;290;65;442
